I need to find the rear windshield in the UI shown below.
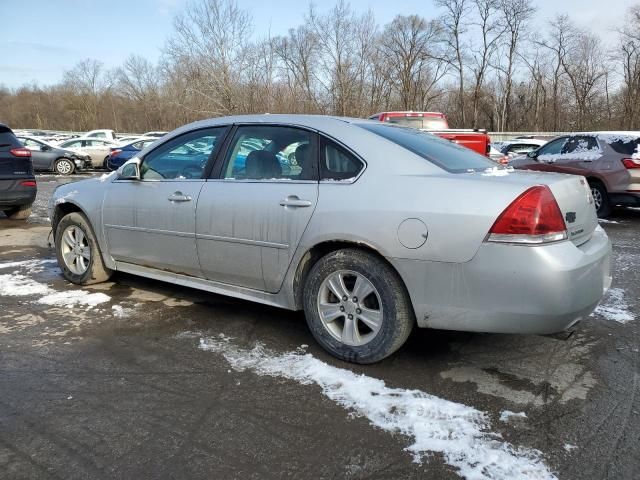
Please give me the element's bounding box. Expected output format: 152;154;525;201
358;123;495;173
0;130;20;150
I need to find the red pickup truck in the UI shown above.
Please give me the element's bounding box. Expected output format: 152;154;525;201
368;111;492;156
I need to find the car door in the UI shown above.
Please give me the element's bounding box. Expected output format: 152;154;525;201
102;127;228;276
196;124;319;292
84;140;111;167
555;135;601;176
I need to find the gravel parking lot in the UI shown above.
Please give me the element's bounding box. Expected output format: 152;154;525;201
0;173;638;479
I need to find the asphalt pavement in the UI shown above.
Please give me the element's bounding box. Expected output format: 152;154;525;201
0;173;638;479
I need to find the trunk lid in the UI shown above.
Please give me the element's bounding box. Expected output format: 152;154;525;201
546;175;598;246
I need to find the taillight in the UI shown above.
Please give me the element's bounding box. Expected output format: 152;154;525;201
20;180;37;187
110;149;122;157
10;147;31;157
487;185;567;244
622;158;640;169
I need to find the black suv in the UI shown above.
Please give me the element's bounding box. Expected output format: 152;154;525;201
0;124;36;220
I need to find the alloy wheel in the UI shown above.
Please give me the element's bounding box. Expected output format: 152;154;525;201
60;225;91;275
317;270;383;346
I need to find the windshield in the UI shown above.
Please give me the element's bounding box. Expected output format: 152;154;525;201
358;123;496;173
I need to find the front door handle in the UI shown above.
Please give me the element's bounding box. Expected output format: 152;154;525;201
168;191;192;202
280;195;312;208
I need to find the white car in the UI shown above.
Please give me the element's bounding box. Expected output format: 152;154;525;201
142;131;168;138
83;129;117;141
497;139;548;159
58;138;117;168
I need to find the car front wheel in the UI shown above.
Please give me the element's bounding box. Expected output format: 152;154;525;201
303;248;414;364
54;158;75;175
55;212;113;285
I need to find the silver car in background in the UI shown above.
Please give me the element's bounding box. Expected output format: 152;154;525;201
49;115;611;363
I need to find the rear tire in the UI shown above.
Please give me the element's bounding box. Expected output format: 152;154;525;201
3;204;32;220
54;158;75;175
303;248;414;364
55;212;112;285
589;181;611;218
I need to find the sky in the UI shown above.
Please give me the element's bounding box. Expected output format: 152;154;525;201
0;0;632;88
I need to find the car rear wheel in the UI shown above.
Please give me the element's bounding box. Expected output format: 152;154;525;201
303;248;414;364
3;204;32;220
55;212;112;285
54;158;75;175
589;181;611;218
103;156;110;169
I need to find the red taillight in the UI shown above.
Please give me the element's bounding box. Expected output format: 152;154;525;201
488;185;567;244
20;180;37;187
110;149;122;157
622;158;640;169
10;147;31;157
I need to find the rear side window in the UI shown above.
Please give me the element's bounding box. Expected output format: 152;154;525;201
606;137;640;155
562;136;599;154
358;123;494;173
321;138;364;181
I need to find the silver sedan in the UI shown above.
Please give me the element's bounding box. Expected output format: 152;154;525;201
49;115;612;363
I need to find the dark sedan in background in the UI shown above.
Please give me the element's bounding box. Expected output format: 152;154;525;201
0;124;36;220
18;136;91;174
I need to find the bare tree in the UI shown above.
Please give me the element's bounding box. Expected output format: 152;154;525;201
435;0;469;125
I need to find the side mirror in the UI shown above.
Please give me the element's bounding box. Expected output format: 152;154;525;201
117;160;140;180
527;150;538;159
41;145;51;151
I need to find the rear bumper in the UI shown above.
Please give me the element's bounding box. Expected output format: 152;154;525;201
390;226;612;334
610;192;640;207
0;178;37;208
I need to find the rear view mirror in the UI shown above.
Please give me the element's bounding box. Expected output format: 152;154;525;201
118;161;140;180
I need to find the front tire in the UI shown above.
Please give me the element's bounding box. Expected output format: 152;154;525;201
589;181;611;218
3;204;32;220
303;249;414;364
55;212;112;285
54;158;75;175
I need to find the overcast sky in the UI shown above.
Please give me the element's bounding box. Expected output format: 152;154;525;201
0;0;632;88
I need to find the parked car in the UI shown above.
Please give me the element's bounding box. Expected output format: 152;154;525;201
18;136;91;174
494;139;548;159
115;135;143;145
106;137;158;170
511;132;640;217
83;129;117;141
143;131;168;138
369;111;492;156
50;115;611;364
0;124;36;220
58;138;117;168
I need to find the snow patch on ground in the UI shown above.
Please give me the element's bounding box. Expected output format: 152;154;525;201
111;305;132;317
563;444;578;452
593;288;635;323
0;274;51;296
598;219;619;224
198;335;556;480
499;411;527;422
38;290;110;308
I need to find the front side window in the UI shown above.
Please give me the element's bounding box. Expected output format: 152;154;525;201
141;127;226;181
358;123;494;173
62;140;81;148
222;125;318;181
537;137;566;156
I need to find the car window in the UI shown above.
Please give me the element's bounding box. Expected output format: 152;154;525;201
604;136;640;155
537;137;566;155
562;136;599;154
62;140;81;148
92;132;105;138
222;125;318;181
321;139;364;181
21;138;40;147
506;143;537;153
358;122;494;173
141;127;225;181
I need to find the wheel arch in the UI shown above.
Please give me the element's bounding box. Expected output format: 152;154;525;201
291;239;411;311
52;201;89;233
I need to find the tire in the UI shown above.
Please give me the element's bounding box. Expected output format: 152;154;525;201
55;212;112;285
54;158;75;175
303;248;415;364
103;156;111;170
589;181;611;218
3;204;32;220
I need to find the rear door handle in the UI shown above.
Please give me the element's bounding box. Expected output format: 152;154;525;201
280;195;312;208
168;191;192;202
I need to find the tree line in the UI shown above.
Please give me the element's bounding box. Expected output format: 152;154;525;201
1;0;639;133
